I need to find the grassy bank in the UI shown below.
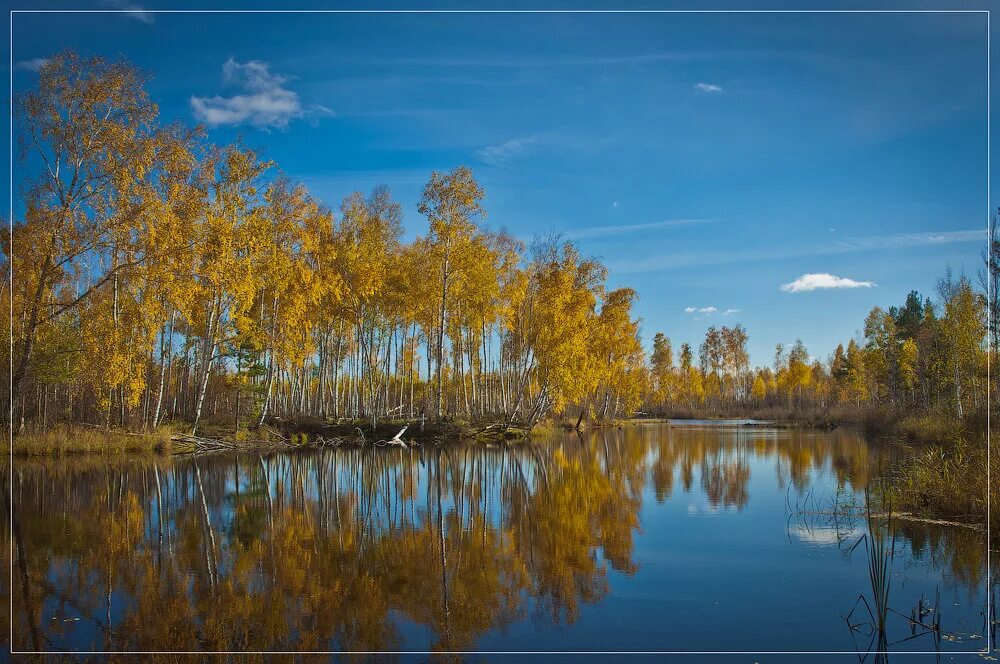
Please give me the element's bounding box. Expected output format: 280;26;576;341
6;416;535;458
887;433;997;539
857;409;994;537
661;404;985;445
858;410;987;445
660;404;994;535
7;423;176;457
187;415;533;449
662;403;856;430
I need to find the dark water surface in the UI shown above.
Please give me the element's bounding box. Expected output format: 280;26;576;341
4;422;991;659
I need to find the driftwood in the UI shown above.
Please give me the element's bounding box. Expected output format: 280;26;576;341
876;512;985;532
388;425;408;446
375;426;410;448
792;508;985;532
172;424;420;455
171;434;293;454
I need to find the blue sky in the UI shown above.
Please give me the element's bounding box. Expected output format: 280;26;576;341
5;3;993;366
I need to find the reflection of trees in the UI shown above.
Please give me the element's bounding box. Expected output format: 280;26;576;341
895;520;987;590
8;436;647;652
4;424;981;653
648;426;880;508
701;453;750;509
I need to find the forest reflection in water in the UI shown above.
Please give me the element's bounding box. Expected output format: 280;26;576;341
4;423;991;656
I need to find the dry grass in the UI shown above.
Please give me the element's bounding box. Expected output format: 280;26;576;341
860;409;986;447
889;434;998;539
529;418;566;438
662;403;994;536
662;403;985;447
5;423;176;457
663;403;848;426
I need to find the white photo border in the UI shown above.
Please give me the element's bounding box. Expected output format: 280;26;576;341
6;6;993;657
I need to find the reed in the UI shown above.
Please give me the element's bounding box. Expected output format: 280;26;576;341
890;434;996;538
6;423;175;457
865;488;895;641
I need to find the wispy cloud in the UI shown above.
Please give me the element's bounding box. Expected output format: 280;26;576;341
828;230;985;252
565;218;708;241
475;131;614;167
191;58;332;130
101;0;155;24
382;51;737;69
477;136;538;166
694;82;723;93
780;273;875;293
611;229;985;274
14;58;49;72
683;305;740;316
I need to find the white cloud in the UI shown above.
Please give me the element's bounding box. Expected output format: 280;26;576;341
722;308;741;315
685;306;718;314
476;136;538;166
191;58;332;130
780;273;875;293
684;307;696;313
694;82;723;93
788;524;865;546
14;58;48;72
101;0;154;23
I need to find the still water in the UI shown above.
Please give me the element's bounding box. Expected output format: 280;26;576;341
5;422;991;659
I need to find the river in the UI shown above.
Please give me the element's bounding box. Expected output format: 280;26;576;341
5;421;991;659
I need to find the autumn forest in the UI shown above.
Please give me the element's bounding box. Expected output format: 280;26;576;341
6;51;995;446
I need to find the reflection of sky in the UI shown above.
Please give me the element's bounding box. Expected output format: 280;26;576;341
574;424;982;653
787;523;867;547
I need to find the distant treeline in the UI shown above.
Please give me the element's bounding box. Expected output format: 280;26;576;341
6;51;996;438
645;268;993;426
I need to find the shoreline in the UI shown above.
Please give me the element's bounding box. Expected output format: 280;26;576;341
6;418;534;458
5;411;971;457
8;418;991;540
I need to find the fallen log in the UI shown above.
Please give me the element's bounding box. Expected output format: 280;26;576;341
170;433;292;454
387;425;408;446
791;508;985;532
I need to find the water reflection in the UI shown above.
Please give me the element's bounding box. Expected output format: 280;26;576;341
3;423;989;655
